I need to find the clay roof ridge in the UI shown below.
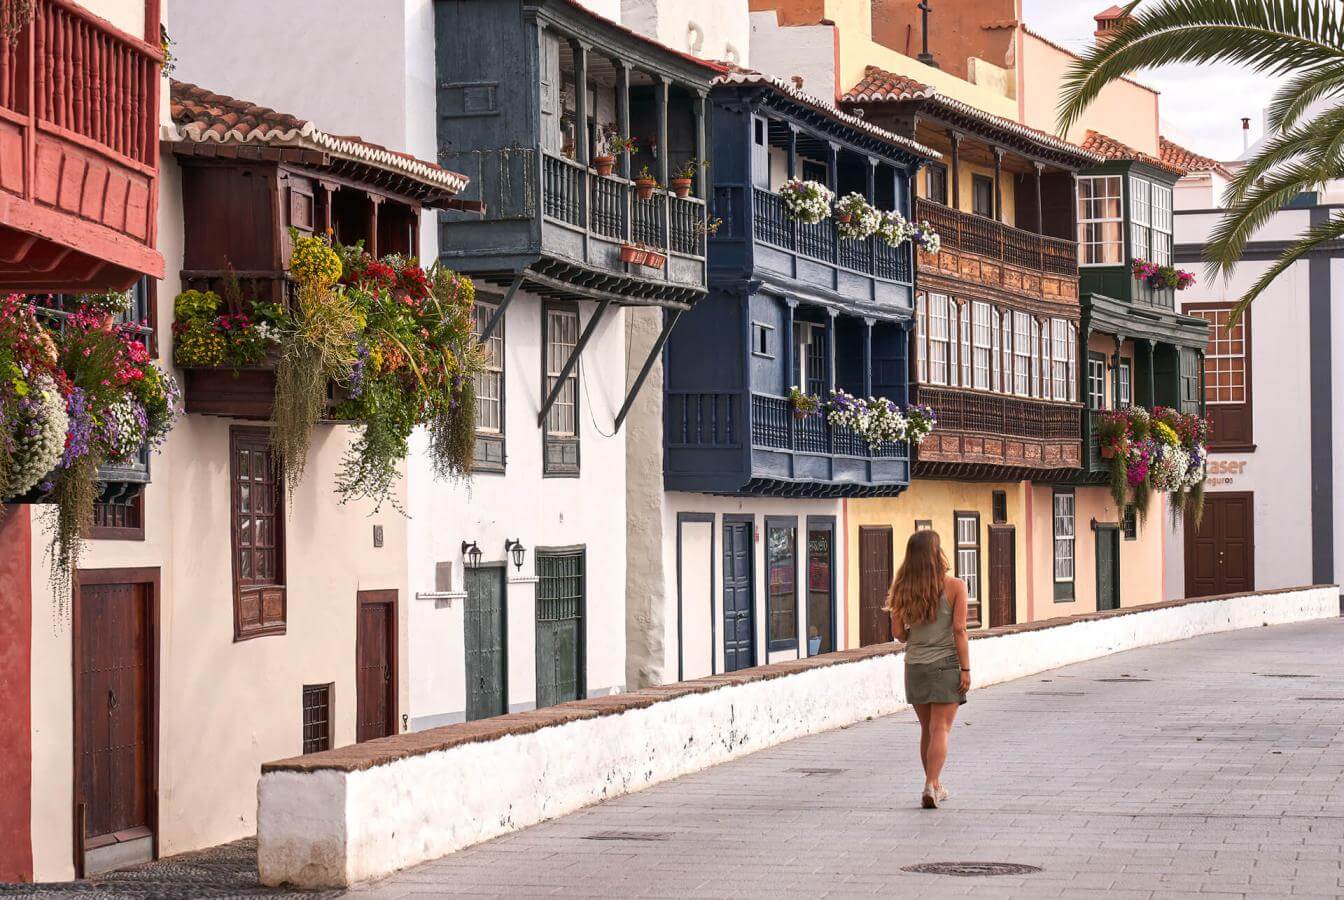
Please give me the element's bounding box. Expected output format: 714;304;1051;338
1082;129;1186;175
1159;135;1234;179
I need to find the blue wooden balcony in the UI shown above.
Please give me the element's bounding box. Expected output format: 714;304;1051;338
664;391;910;498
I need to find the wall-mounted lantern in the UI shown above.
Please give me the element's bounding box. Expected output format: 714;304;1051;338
505;539;527;572
461;540;483;570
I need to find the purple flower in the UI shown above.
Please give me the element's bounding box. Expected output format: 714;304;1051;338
349;343;369;399
60;388;93;469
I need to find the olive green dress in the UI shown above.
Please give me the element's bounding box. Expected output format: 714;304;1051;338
903;595;966;705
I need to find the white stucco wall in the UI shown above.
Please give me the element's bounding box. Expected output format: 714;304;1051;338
257;586;1338;888
749;12;837;100
406;292;630;728
82;0;148;40
1166;206;1323;598
622;0;750;66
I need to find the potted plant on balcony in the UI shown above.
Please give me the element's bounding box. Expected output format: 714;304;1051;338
1131;258;1196;290
912;220;942;255
81;289;134;330
779;178;833;225
876;210;916;247
903;403;938;445
620;243;647;265
834;193;881;240
640;243;667;269
634;165;660;200
671;158;703;198
595;126;638;177
788;386;820;420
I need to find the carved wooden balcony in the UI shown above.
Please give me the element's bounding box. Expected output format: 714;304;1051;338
916;198;1078;304
912;384;1083;479
0;0;163;291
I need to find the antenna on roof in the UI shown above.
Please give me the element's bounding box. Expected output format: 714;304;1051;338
917;1;939;69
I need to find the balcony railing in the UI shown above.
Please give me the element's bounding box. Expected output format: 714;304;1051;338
542;151;706;259
915;385;1081;442
751;187;913;284
917;198;1078;278
0;0;160;168
750;393;908;459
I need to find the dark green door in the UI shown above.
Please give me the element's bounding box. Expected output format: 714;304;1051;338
536;549;584;708
464;565;507;721
1096;526;1121;611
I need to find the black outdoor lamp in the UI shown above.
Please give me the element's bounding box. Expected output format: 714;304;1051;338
461;540;483;570
505;539;527;572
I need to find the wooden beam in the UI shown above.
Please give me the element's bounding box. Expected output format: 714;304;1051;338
614;308;683;432
537;299;612;426
479;271;525;343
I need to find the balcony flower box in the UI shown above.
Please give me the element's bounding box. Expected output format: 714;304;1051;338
642;248;668;269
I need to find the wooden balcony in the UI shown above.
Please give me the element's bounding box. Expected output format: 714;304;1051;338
0;0;163;291
663;391;910;497
915;198;1077;305
912;384;1083;479
746;186;913;308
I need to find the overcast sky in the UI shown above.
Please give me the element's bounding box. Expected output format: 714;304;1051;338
1021;0;1284;160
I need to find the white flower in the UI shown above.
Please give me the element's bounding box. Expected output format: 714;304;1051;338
876;210;916;247
3;375;68;499
834;193;881;241
780;179;834;226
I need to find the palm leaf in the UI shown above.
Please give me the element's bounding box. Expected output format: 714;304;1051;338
1228;210;1344;323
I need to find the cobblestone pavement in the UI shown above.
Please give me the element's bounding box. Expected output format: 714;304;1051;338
350;618;1344;899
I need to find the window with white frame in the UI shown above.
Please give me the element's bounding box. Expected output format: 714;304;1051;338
1118;359;1132;408
1129;176;1151;262
472;300;506;472
1087;354;1106;410
959;302;972;388
915;295;928;382
1013;312;1031;396
1053;490;1075;600
972;301;992;390
1051;317;1070;401
1077;175;1123;265
927;293;949;385
954;512;980;620
794;322;827;397
1151;183;1173;264
991;308;1002;392
543;304;580;476
1031;317;1043;398
1000;311;1012;394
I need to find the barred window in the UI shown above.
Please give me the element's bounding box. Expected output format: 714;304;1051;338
1053;490;1075;599
302;683;333;754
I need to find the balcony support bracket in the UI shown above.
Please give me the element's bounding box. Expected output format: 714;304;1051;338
613;308;684;434
479;271;524;343
537;299;613;426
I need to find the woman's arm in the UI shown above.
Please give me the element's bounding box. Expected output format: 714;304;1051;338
889;607;909;643
950;578;971;693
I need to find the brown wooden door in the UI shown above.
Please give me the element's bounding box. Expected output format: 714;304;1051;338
1185;492;1255;598
75;575;156;855
988;526;1016;628
858;526;893;646
356;591;397;742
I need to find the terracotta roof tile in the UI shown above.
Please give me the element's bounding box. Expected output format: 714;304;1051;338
1159;136;1233;178
841;66;1103;166
169;81;469;194
1081;129;1186;175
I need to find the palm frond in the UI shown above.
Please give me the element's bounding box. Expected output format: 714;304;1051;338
1224;105;1344;203
1228;211;1344;323
1059;0;1344;137
1265;61;1344;132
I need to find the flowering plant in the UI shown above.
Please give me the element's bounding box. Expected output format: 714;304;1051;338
824;389;932;448
903;403;938;444
1098;404;1208;527
875;210;916;248
912;220;941;255
0;291;179;600
788;386;820;419
1131;258;1195;291
779;179;834;225
833;193;881;241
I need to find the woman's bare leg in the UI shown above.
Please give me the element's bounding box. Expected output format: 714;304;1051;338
925;702;959;790
913;703;932;778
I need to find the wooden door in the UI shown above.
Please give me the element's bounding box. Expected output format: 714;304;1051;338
536;550;585;708
465;566;507;721
356;591;397;742
859;526;893;646
74;572;157;871
1185;492;1255;598
721;519;755;672
805;519;834;655
988;526;1016;628
1095;526;1120;611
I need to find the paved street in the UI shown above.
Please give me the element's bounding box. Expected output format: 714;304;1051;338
351;618;1344;899
10;618;1342;898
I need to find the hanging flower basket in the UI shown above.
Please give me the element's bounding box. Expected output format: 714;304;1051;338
876;210;916;247
1131;258;1196;290
779;179;834;225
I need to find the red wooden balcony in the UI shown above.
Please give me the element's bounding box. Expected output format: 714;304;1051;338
0;0;163;292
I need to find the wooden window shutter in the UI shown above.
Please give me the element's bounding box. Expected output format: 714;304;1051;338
231;426;287;640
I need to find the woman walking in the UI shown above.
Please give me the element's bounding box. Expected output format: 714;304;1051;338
885;529;970;809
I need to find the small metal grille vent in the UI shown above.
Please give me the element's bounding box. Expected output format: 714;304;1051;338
902;862;1043;877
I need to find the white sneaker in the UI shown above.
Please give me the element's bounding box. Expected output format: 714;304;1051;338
922;784;939;809
936;785;950;803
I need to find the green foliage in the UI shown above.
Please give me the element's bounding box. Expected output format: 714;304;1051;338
1058;0;1344;320
174;289;221;322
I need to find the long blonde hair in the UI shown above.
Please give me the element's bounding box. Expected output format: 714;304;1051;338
884;529;949;626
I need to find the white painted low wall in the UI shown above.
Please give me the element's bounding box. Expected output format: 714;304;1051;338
257;586;1337;887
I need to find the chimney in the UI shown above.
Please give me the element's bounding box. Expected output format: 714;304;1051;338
1094;5;1132;46
1241;117;1251;151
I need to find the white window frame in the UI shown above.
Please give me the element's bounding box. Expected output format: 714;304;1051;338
1013;312;1031;397
1031;317;1043;398
959;302;972;388
794;322;827;397
1077;174;1124;266
1053;491;1076;591
1151;183;1173;265
972;301;992;390
1118;359;1132;408
1051;317;1070;401
473;301;505;435
954;513;980;607
927;293;949;386
1087;355;1106;410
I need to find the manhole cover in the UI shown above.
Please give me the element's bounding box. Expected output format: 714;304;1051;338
1256;673;1315;678
902;862;1042;877
584;831;670;842
1027;690;1085;696
787;767;847;775
1096;677;1151;683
